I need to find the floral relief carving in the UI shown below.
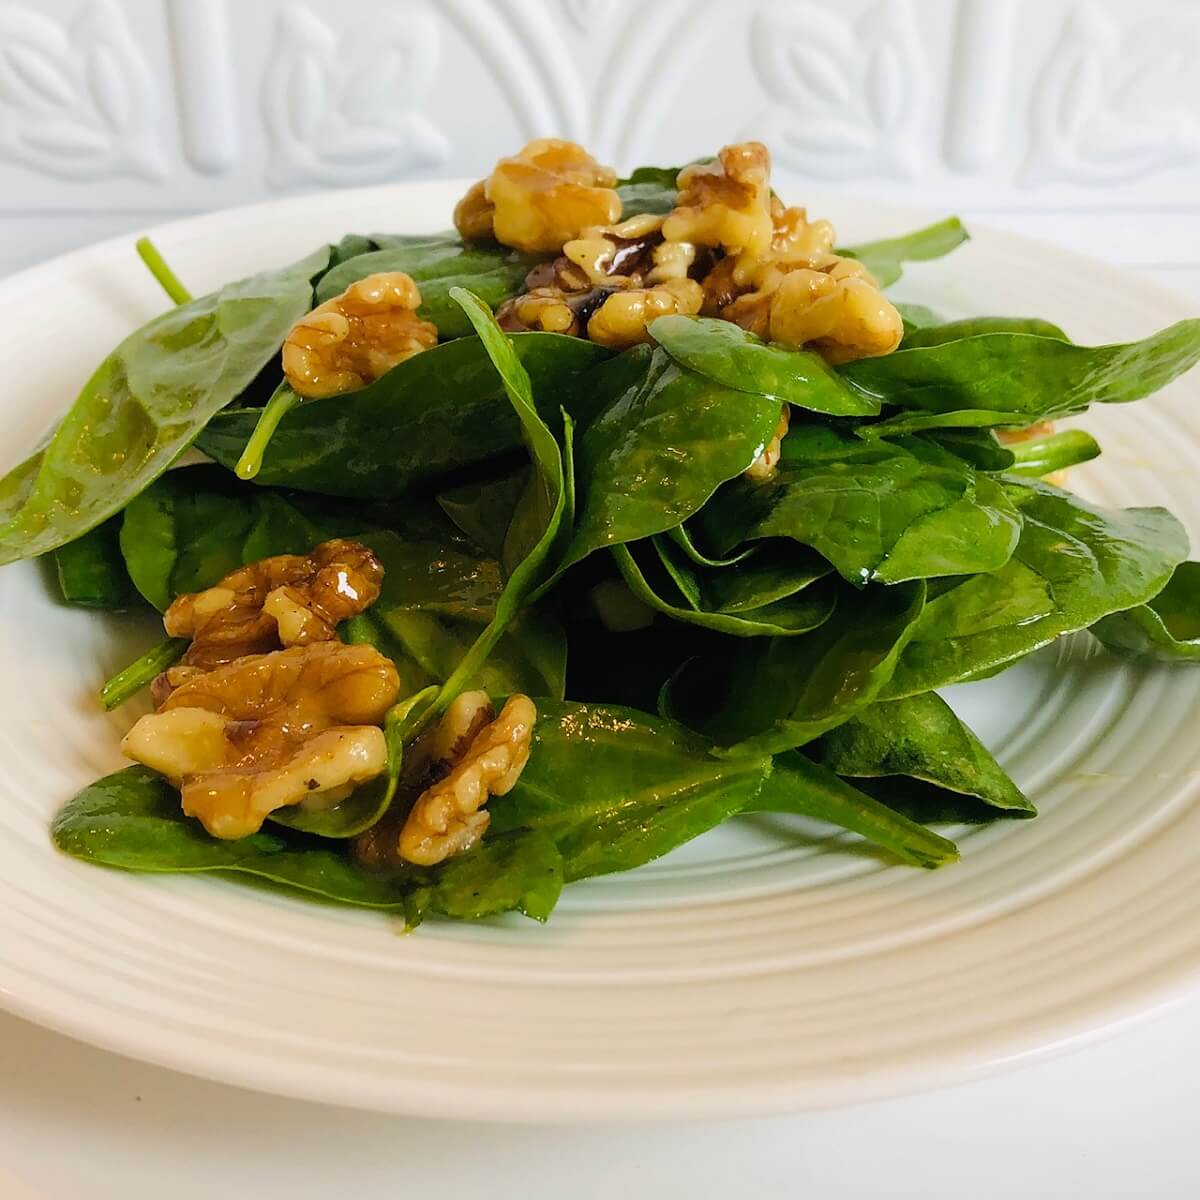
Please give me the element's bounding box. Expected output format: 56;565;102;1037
1023;5;1200;186
261;2;450;189
750;0;927;180
0;0;166;181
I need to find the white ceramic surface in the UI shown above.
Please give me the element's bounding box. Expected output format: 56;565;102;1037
0;182;1198;1121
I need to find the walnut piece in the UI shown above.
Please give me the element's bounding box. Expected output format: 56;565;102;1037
457;139;621;253
282;271;438;399
745;404;790;481
587;278;705;350
122;642;401;839
163;539;384;675
662;142;774;258
398;694;537;866
723;255;903;364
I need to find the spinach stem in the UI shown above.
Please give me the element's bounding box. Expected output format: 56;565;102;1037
100;637;188;711
1006;429;1101;478
235;383;300;480
135;237;193;306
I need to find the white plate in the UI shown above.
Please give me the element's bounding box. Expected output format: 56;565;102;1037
0;183;1198;1122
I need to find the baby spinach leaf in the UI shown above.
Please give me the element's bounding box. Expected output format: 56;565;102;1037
663;522;756;568
747;752;959;868
900;316;1068;349
0;246;330;565
555;346;783;575
270;685;439;838
700;426;1021;584
612;541;836;637
197;332;607;499
896;303;947;337
840;217;969;287
616;164;684;217
924;429;1015;472
314;235;538;338
54;517;144;610
649;316;879;415
819;692;1034;819
670;580;926;755
437;469;529;562
51;765;410;908
1005;429;1101;478
885;481;1189;697
844;320;1200;433
489;699;772;883
1091;561;1200;664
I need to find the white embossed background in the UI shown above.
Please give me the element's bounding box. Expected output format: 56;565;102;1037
1;0;1198;297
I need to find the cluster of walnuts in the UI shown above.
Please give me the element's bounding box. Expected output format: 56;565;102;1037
455;138;904;364
120;540;536;866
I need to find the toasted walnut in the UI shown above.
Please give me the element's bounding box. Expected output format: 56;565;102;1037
662;142;774;258
163;540;384;674
460;139;621;254
398;695;537;866
587;278;704;350
123;642;401;839
283;272;438;399
497;285;609;336
745;404;790;481
723;254;902;364
768;196;836;262
561;213;666;286
452;179;496;243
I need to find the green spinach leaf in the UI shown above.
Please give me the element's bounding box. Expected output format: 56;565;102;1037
1091;561;1200;663
616;164;684;217
649;316;879;415
699;426;1021;584
747;752;959;868
0;246;329;564
54;517;144;610
197;332;607;499
840;217;969;287
885;481;1189;696
818;692;1034;820
900;316;1068;349
1005;429;1101;478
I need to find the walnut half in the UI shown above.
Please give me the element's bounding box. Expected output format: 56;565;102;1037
122;642;401;839
283;272;438;399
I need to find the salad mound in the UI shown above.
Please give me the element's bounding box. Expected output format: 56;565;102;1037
10;138;1199;927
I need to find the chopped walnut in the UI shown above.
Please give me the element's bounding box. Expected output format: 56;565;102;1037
122;642;401;839
163;540;384;675
397;694;537;866
745;404;790;481
282;271;438;399
496;285;606;337
662;142;774;258
723;254;903;364
458;139;621;254
587;278;705;350
768;196;836;263
561;213;666;286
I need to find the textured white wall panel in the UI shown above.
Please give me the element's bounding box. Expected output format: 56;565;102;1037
0;0;1198;292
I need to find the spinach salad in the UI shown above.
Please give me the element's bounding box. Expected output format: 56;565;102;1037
17;139;1200;927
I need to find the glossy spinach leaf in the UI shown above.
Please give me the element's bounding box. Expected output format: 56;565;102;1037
699;426;1022;584
198;332;607;499
819;692;1034;820
314;235;538;338
840;217;969;287
747;752;959;868
670;580;926;755
612;540;836;637
51;765;411;908
900;316;1068;349
885;481;1189;696
616;164;684;217
436;468;529;562
649;316;879;415
663;521;757;568
846;320;1200;436
924;429;1015;472
488;699;772;884
896;303;947;337
1091;561;1200;663
54;517;144;610
1005;429;1101;478
0;246;329;565
555;346;783;575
